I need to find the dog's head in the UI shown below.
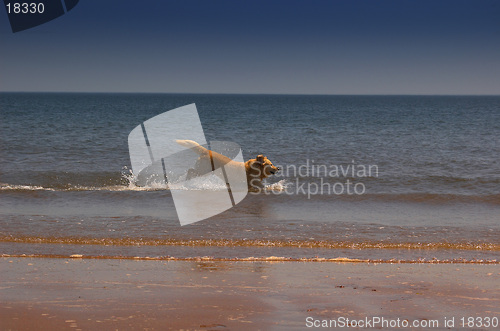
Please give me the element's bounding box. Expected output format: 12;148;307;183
248;154;280;180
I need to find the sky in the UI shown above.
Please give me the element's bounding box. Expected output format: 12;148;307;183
1;0;499;95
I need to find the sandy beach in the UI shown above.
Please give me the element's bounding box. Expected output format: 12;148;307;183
1;257;498;330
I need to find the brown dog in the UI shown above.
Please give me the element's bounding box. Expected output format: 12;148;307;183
176;140;279;190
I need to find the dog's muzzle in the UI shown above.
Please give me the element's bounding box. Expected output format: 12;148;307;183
270;167;280;175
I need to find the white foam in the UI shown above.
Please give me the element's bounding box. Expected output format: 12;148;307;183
264;179;289;192
0;183;53;191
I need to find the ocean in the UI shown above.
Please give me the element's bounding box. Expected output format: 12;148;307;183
1;93;499;263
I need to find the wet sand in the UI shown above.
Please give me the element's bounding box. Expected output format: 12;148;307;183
1;258;498;330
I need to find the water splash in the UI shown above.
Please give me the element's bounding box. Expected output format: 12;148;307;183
264;179;289;192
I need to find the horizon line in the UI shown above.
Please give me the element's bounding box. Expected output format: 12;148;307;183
1;91;499;97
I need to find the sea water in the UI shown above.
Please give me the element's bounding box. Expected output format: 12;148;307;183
1;93;499;262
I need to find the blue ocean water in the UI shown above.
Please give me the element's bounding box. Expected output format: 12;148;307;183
1;93;499;262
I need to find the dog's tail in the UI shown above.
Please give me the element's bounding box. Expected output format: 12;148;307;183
176;139;208;155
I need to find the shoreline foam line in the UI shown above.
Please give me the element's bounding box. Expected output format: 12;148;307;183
1;236;498;251
1;254;498;264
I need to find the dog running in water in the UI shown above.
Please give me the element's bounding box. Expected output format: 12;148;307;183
176;140;279;190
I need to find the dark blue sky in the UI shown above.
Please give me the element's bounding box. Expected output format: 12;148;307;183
1;0;499;94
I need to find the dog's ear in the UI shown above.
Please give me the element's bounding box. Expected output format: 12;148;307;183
256;155;264;163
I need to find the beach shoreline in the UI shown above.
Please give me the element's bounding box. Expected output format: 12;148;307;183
1;257;498;330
